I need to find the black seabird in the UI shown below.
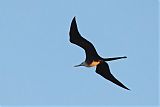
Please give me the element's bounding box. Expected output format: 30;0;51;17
69;17;130;90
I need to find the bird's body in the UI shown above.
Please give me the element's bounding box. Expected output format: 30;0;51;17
87;60;101;67
69;17;130;90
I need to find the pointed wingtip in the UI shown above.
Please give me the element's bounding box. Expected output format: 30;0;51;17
71;16;77;25
124;87;130;91
73;16;76;20
117;83;130;90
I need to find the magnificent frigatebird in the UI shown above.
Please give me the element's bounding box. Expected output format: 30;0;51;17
69;17;130;90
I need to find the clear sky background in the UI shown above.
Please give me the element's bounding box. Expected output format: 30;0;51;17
0;0;158;106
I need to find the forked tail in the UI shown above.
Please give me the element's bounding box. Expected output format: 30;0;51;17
103;56;127;61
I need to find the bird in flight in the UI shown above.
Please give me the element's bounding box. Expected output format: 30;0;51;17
69;17;130;90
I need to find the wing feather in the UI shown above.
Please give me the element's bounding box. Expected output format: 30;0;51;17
96;62;130;90
69;17;100;60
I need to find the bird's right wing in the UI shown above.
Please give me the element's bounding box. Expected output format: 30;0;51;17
69;17;100;60
96;62;130;90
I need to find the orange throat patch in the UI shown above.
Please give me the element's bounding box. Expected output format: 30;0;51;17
89;60;101;67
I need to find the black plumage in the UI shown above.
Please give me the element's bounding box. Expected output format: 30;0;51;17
69;17;130;90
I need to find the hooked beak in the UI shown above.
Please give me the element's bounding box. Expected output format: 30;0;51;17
74;64;82;67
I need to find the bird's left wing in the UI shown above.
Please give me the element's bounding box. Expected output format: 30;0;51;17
96;62;130;90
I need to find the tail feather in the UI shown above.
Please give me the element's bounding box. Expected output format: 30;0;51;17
103;56;127;61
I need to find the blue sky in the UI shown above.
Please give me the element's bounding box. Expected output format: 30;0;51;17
0;0;158;106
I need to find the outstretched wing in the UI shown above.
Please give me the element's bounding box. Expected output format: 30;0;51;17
69;17;100;60
96;62;130;90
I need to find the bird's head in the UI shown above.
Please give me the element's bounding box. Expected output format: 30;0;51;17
74;61;86;67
